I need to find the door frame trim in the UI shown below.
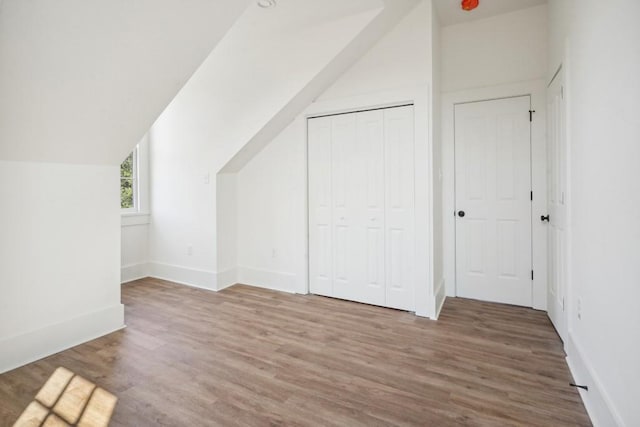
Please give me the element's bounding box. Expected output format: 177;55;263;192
300;85;434;317
442;79;548;310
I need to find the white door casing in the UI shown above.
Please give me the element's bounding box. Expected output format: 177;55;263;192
454;96;533;307
308;105;415;311
546;71;568;341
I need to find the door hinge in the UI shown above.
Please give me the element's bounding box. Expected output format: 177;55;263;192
529;110;536;122
562;297;565;311
561;86;564;100
531;270;534;280
530;191;533;201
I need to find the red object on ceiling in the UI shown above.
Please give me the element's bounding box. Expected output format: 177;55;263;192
461;0;479;11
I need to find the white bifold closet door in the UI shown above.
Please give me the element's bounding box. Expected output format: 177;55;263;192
308;105;415;311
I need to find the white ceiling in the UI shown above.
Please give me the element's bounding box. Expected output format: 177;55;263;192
243;0;383;35
0;0;250;165
433;0;547;26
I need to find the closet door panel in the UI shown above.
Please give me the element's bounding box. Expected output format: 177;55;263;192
331;114;359;301
308;117;333;297
357;110;386;306
384;106;415;311
309;105;415;312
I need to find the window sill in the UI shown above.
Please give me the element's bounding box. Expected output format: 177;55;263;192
121;212;151;227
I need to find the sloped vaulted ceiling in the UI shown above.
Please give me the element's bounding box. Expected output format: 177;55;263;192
150;0;419;175
220;0;422;173
0;0;250;165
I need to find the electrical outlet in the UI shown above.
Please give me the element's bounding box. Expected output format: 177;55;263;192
577;298;582;320
187;245;193;256
272;248;277;259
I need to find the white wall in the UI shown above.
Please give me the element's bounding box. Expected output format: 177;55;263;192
0;161;124;373
216;173;238;290
319;1;431;100
550;1;640;425
441;5;548;92
440;5;549;306
121;222;150;283
148;0;415;290
0;0;249;371
430;5;444;316
235;0;437;316
236;121;306;293
148;119;218;289
547;0;571;81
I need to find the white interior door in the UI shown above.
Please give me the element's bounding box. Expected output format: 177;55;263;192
308;105;414;311
546;71;568;341
454;96;533;307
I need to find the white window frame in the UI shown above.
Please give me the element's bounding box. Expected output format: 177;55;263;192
121;145;139;214
121;134;151;226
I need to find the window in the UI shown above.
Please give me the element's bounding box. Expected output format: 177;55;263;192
120;146;138;211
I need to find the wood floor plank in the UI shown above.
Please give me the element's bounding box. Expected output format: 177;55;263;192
41;413;69;427
77;387;118;427
52;375;95;424
34;367;74;408
0;278;591;426
11;401;48;427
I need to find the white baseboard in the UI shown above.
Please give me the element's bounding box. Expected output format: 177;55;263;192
216;268;238;291
124;261;295;295
238;267;296;294
148;262;216;291
121;262;149;284
434;278;447;319
566;333;623;427
0;304;125;374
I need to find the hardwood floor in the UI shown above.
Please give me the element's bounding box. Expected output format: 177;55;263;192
0;278;590;426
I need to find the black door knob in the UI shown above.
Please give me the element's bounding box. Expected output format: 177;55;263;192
541;215;550;222
458;210;465;217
